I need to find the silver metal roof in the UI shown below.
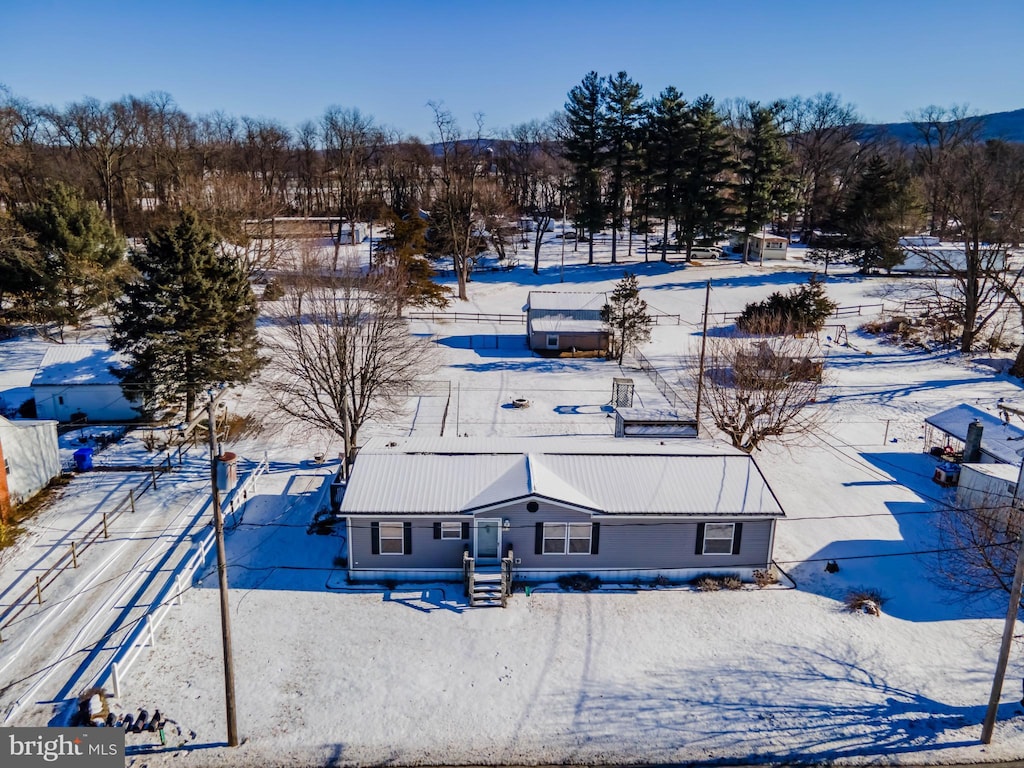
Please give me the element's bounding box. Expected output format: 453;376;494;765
527;291;607;312
342;437;784;518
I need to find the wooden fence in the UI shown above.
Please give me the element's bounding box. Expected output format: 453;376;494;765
0;444;187;641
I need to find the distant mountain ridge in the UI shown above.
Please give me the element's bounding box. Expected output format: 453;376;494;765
863;108;1024;144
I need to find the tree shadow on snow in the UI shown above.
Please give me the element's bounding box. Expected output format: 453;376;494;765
549;644;991;763
789;451;1010;622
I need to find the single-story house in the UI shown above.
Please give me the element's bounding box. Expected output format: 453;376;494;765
0;415;60;512
749;233;789;261
923;404;1024;465
341;436;785;588
526;291;609;354
31;344;142;423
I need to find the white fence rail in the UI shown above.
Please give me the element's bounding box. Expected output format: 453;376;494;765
95;456;268;699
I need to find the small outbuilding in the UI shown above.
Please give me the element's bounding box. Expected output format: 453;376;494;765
923;404;1024;465
614;408;698;438
525;291;608;354
31;344;142;423
955;462;1019;512
0;415;60;512
749;233;789;261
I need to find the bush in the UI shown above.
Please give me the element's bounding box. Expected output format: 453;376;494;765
722;575;743;591
736;275;837;334
753;568;779;588
845;588;886;616
18;398;36;418
557;573;601;592
695;576;721;592
262;278;285;301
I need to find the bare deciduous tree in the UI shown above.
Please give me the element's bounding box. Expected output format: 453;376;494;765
261;250;436;477
935;493;1021;600
690;325;824;452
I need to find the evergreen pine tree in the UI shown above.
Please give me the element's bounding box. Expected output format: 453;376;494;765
737;102;792;262
603;72;643;265
563;71;607;265
110;211;262;419
842;154;916;273
15;182;125;336
601;271;652;364
646;87;691;262
678;95;733;259
376;209;450;314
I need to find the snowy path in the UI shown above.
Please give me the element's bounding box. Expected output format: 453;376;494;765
0;462;212;724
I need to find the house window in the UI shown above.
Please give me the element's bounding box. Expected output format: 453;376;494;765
702;523;736;555
546;334;559;348
440;522;462;540
542;522;592;554
58;396;64;405
378;522;405;554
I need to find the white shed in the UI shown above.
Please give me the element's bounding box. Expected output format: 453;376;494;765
31;344;142;423
749;233;789;261
955;463;1019;511
0;415;60;510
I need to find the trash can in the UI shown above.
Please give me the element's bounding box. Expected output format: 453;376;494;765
73;447;94;472
216;452;238;491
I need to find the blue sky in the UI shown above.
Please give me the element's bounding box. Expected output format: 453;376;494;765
2;0;1022;139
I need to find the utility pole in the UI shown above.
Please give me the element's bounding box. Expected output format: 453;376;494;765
207;387;239;747
981;451;1024;743
695;279;711;435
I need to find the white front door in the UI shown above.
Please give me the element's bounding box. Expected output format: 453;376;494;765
476;519;501;564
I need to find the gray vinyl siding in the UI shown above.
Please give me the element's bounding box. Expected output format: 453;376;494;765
527;330;608;352
477;499;776;572
349;518;467;571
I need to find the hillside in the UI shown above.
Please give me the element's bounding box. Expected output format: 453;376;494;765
864;107;1024;144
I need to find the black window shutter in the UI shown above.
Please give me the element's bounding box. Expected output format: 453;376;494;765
535;522;544;555
371;522;380;555
591;522;600;555
433;522;442;539
461;522;470;539
732;523;743;555
695;522;705;555
403;522;413;555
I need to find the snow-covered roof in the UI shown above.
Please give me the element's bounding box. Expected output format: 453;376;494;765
341;437;784;517
960;462;1020;483
925;404;1024;465
615;408;695;422
30;344;128;387
529;318;605;334
527;291;607;312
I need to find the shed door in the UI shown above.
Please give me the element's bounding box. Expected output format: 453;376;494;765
476;519;501;564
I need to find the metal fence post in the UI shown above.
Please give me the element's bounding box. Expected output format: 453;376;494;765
71;541;78;568
111;662;121;699
35;576;43;604
102;512;109;538
129;489;136;513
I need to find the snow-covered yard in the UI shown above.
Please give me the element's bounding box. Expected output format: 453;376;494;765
6;235;1024;765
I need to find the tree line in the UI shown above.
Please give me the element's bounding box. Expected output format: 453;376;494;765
2;77;1023;352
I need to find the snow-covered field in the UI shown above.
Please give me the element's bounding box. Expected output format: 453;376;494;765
6;234;1024;766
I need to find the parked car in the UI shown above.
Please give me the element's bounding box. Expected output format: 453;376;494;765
689;246;726;260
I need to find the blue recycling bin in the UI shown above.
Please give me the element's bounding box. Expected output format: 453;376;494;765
73;447;94;471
